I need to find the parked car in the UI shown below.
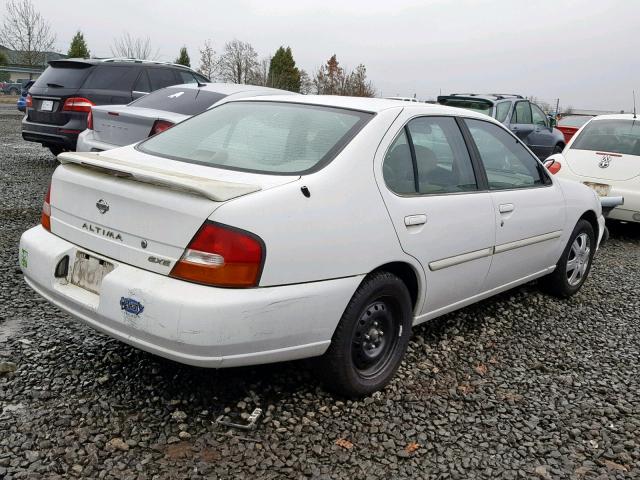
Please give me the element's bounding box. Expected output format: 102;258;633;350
437;93;566;160
545;114;639;223
556;114;594;144
20;96;605;396
21;58;209;156
1;78;29;95
77;83;295;152
16;80;34;112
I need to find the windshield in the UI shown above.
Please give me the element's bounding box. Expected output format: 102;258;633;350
438;98;493;116
138;101;373;174
571;119;640;156
130;88;226;115
33;63;92;89
558;115;592;128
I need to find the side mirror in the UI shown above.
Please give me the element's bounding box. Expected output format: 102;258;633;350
548;116;556;128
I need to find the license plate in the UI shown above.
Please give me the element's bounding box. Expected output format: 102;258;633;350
583;182;611;197
70;252;114;294
40;100;53;111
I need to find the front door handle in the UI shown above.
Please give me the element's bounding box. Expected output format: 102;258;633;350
499;203;514;214
405;214;427;226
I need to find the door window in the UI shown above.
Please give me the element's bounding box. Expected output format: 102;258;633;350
147;68;179;90
465;119;547;190
383;130;416;194
383;117;478;195
512;101;532;124
495;102;511;123
531;104;548;127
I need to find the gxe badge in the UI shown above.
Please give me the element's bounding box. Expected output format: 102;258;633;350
96;199;109;214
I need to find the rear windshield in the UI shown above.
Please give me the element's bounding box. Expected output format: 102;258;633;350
138;101;373;174
558;115;592;128
438;98;493;116
571;119;640;156
130;88;225;115
33;63;92;89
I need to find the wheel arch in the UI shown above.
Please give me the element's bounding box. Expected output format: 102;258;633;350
579;209;599;241
368;261;421;313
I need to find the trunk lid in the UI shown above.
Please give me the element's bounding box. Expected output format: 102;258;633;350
91;106;187;147
565;148;640;181
50;150;298;275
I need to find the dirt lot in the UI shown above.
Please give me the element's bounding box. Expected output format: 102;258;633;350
1;111;639;479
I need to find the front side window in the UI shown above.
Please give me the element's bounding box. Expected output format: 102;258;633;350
495;102;511;123
512;101;532;124
178;71;198;84
383;116;478;195
571;119;640;156
138;101;373;174
531;104;548;127
465;118;546;190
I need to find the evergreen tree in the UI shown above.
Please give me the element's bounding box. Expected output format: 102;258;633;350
67;31;90;58
175;46;190;67
268;46;300;92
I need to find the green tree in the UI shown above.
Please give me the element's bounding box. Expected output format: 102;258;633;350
0;51;7;65
67;31;90;58
0;51;8;82
268;46;300;92
175;46;190;67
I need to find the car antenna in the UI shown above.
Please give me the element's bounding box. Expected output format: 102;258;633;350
633;90;637;119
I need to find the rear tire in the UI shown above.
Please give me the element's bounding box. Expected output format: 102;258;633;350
316;271;413;398
47;145;66;157
540;219;595;298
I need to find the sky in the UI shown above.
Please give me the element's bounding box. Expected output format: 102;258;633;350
6;0;640;111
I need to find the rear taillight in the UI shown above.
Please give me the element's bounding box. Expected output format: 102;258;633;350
41;182;52;231
87;110;93;130
62;97;94;113
170;221;264;288
26;94;32;108
149;120;174;136
544;159;562;175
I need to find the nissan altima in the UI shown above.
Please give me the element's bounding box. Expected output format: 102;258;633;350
19;96;605;396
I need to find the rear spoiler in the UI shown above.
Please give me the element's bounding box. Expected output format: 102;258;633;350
58;152;261;202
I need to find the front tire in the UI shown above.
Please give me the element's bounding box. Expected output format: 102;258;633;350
316;271;413;397
541;219;595;298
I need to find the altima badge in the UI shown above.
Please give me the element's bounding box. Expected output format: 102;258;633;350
96;199;109;214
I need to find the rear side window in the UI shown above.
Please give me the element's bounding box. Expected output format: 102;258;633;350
83;66;137;90
33;64;92;89
495;102;511;123
148;68;179;90
134;72;151;93
512;101;532;124
130;88;225;115
138;101;373;174
384;116;478;195
571;119;640;156
465;118;546;189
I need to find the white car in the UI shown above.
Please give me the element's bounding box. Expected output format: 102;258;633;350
76;83;293;152
545;114;639;222
20;96;605;396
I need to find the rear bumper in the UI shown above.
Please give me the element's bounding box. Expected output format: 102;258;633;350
19;225;361;368
76;129;117;152
21;112;87;150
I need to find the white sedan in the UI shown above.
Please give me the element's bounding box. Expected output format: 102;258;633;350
545;114;639;222
20;96;604;396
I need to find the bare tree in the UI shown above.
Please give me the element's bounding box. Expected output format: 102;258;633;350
0;0;56;66
197;39;217;80
217;39;258;84
110;32;158;60
248;56;270;86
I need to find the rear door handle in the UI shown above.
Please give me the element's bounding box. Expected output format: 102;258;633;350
404;214;427;226
499;203;514;214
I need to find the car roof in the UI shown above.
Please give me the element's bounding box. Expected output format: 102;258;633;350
438;93;524;103
589;113;639;121
162;83;295;95
225;94;501;120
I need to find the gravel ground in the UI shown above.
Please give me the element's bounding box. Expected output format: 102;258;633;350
1;111;639;480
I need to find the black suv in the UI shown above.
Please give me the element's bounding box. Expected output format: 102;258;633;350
437;94;565;160
22;58;209;155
